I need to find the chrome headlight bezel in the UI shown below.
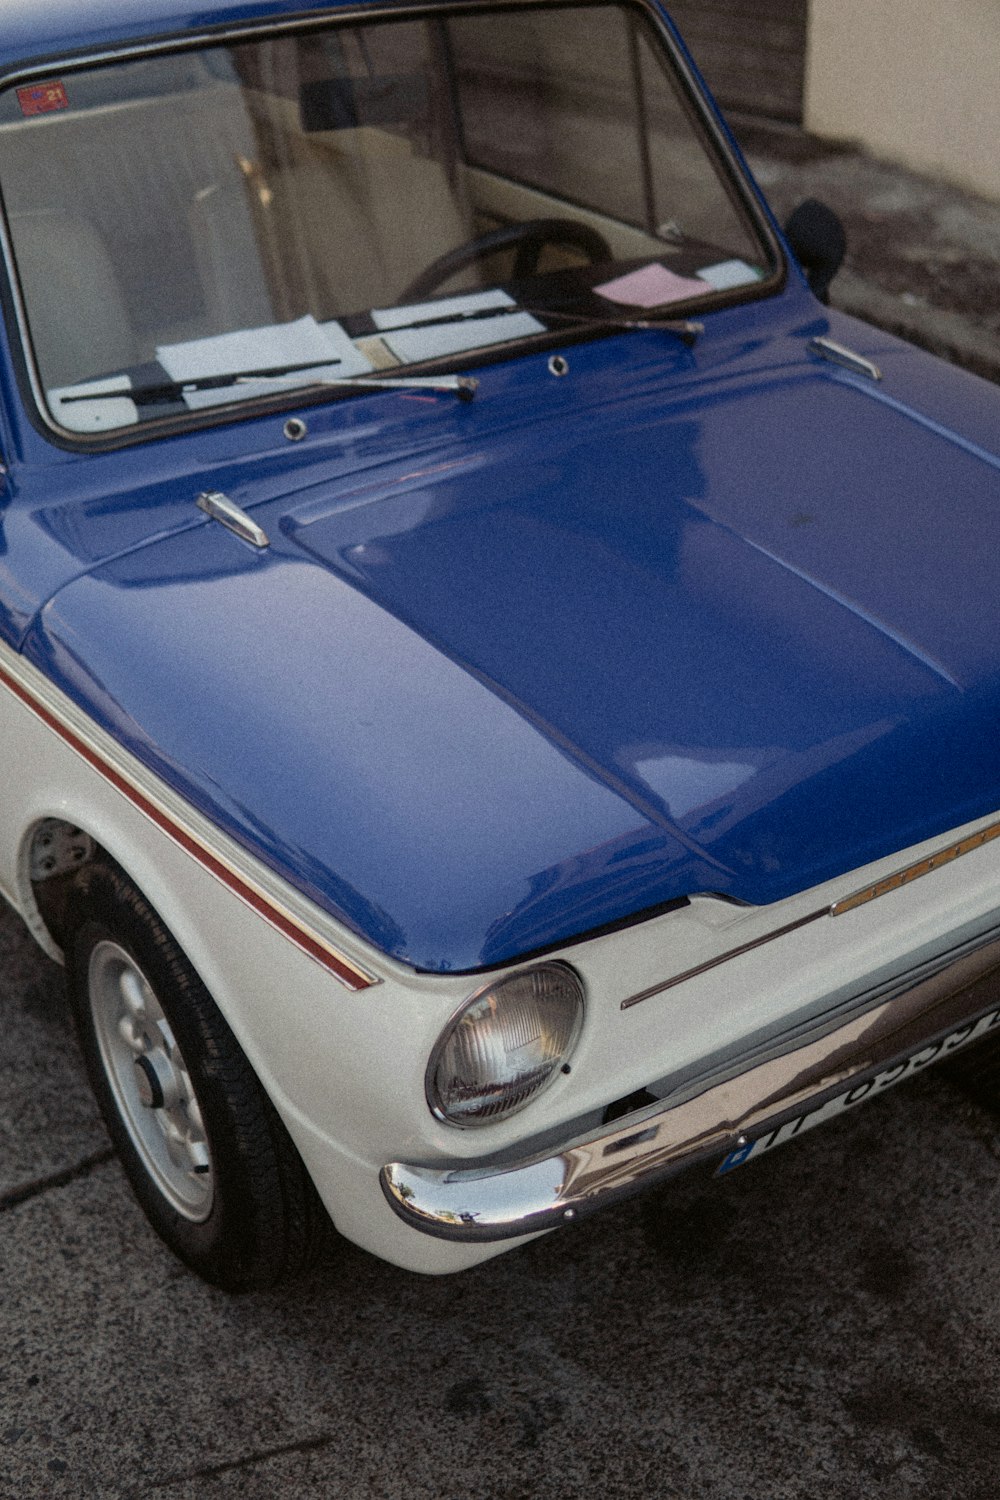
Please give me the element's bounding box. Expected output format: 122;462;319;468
426;961;585;1128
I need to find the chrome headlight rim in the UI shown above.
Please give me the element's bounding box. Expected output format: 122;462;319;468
426;960;585;1129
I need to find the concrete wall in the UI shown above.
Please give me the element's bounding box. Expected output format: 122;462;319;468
805;0;1000;202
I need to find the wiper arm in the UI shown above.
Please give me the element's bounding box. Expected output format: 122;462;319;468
58;360;478;407
522;305;703;346
236;371;479;401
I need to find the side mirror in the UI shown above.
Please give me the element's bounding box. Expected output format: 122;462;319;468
784;198;847;304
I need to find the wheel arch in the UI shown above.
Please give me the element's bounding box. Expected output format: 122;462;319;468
13;799;369;1136
17;807;212;984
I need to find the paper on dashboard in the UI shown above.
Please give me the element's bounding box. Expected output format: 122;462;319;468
48;375;139;433
696;259;762;291
372;290;544;362
157;315;373;409
594;263;706;307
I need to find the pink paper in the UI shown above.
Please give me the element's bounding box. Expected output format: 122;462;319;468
594;262;707;308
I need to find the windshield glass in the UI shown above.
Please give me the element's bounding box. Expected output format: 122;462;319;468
0;2;776;434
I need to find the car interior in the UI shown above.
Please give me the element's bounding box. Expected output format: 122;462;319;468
0;5;769;404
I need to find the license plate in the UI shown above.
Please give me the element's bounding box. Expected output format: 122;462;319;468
716;1004;1000;1175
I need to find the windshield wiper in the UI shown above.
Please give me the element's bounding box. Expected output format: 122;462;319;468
58;361;478;408
382;300;703;347
56;299;697;418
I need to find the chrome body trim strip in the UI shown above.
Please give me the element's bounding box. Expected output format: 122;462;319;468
832;818;1000;913
809;335;882;382
620;907;827;1007
382;925;1000;1240
622;814;1000;1008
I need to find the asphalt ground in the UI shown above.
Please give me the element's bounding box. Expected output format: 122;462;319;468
3;128;1000;1500
5;900;1000;1500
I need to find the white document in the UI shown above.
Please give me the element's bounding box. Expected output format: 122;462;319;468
696;259;762;291
372;290;544;363
48;375;138;433
157;315;373;409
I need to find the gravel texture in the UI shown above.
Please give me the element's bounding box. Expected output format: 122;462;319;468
735;117;1000;384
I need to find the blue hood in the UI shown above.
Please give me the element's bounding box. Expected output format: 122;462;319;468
29;345;1000;970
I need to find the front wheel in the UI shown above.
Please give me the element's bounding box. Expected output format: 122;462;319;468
65;861;327;1291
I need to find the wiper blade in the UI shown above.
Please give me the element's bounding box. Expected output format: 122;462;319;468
382;300;703;347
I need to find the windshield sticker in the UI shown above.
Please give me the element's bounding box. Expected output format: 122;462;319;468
594;263;707;308
17;80;70;117
697;259;763;291
156;315;372;410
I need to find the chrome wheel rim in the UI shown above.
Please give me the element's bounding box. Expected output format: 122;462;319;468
88;939;214;1221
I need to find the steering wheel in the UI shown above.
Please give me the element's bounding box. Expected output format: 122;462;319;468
400;217;612;303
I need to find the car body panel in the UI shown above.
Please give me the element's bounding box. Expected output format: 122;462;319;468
24;293;1000;970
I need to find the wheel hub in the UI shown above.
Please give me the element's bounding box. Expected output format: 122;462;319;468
132;1049;182;1111
88;939;214;1221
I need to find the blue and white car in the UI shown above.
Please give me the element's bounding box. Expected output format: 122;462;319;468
1;0;1000;1290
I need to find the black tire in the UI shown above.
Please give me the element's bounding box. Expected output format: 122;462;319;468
65;860;327;1291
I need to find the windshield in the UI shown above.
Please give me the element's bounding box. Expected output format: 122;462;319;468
0;1;776;435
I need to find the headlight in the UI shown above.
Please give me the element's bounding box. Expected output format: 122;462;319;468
427;962;584;1127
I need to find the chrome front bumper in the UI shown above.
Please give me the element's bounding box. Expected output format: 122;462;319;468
381;929;1000;1242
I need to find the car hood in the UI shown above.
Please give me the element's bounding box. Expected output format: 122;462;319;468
30;353;1000;970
